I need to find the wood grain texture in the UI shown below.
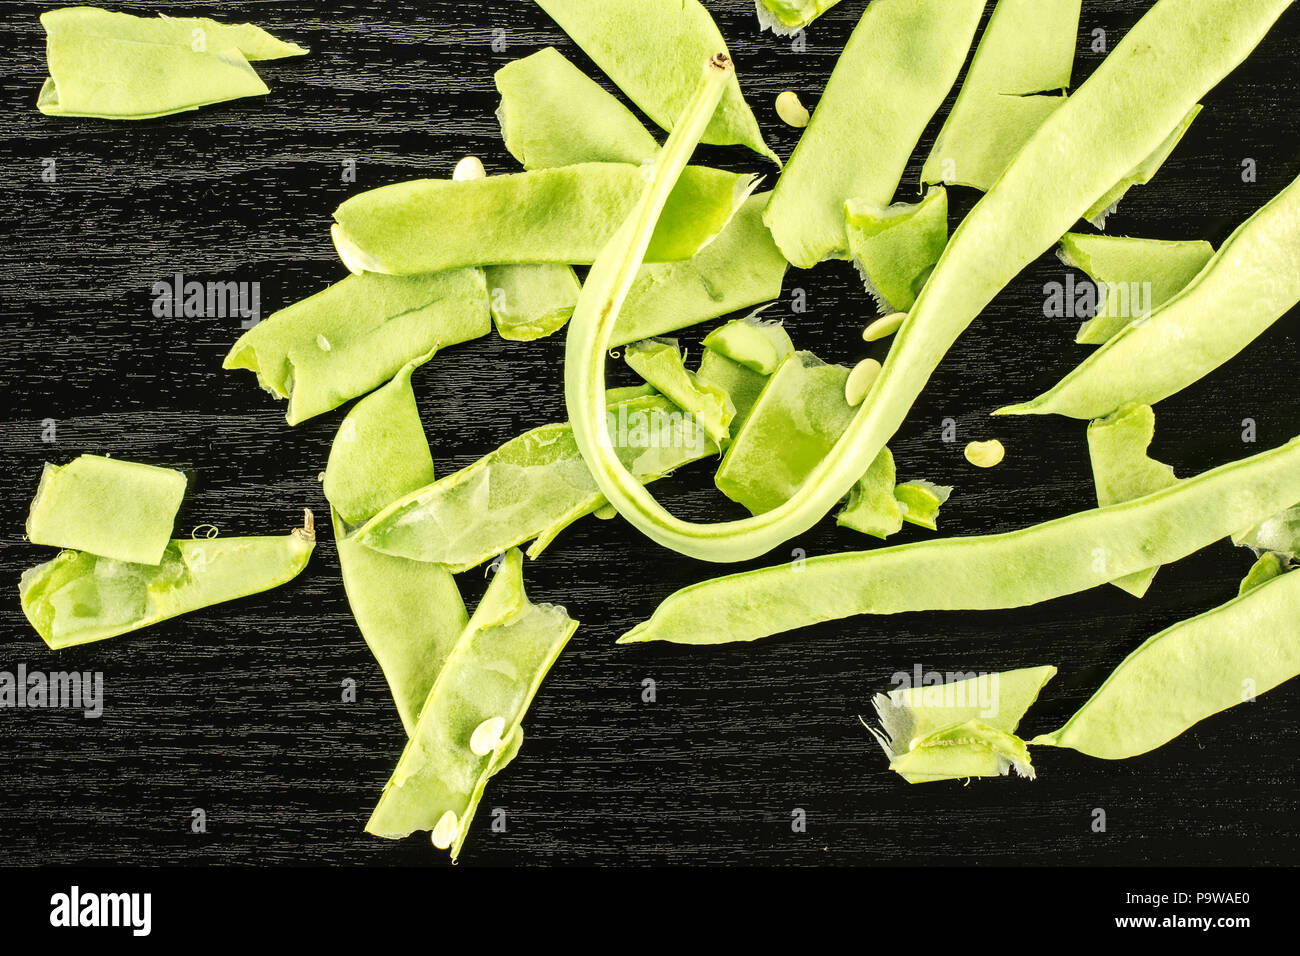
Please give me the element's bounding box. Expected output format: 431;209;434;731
0;0;1296;867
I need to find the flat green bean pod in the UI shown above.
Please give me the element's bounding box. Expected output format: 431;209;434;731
1032;568;1300;759
332;163;756;275
324;358;467;735
366;549;577;859
20;512;315;650
26;455;186;565
764;0;983;268
1086;404;1179;597
571;0;1294;564
619;435;1300;645
755;0;844;35
1000;171;1300;419
224;270;490;425
355;394;717;572
494;47;659;169
1058;232;1214;345
534;0;776;163
921;0;1080;193
37;7;306;119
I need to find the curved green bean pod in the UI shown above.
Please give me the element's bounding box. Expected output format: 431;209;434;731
366;549;576;859
1000;170;1300;419
569;0;1294;564
534;0;776;163
1032;568;1300;759
20;512;315;650
764;0;983;268
332;162;756;275
619;435;1300;645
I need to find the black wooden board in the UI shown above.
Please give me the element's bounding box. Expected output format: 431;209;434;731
0;0;1297;867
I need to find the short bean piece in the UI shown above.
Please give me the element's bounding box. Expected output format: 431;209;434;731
1032;568;1300;759
26;455;186;565
618;435;1300;645
845;187;948;313
1000;171;1300;419
1057;232;1214;345
835;448;903;540
624;339;735;447
1238;552;1288;595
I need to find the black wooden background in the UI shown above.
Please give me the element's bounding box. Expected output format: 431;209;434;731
0;0;1296;868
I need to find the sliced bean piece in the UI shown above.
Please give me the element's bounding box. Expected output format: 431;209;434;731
20;513;315;650
894;479;951;531
37;7;306;119
836;448;903;540
888;722;1035;784
1058;232;1214;345
610;193;789;346
699;313;795;376
484;263;581;341
570;0;1293;565
332;163;756;275
695;349;769;434
715;352;854;515
618;435;1300;645
868;665;1055;783
624;339;734;447
1233;504;1300;559
1085;105;1201;228
845;187;948;313
1086;405;1178;597
1238;552;1288;595
922;0;1080;192
26;455;186;565
494;47;658;169
756;0;844;35
323;358;435;527
366;549;576;859
224;270;490;425
1032;568;1300;759
1000;171;1300;419
534;0;776;163
764;0;983;267
356;395;717;572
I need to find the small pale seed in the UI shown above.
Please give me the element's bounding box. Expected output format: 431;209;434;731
453;155;487;181
863;312;907;342
845;358;883;407
964;439;1006;468
469;716;506;756
430;810;459;849
775;91;810;128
